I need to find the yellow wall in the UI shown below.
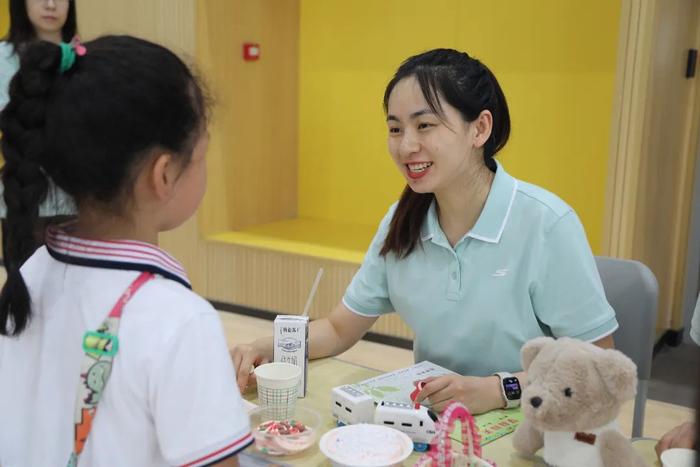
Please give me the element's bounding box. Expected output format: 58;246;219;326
197;0;299;234
0;0;7;38
298;0;621;252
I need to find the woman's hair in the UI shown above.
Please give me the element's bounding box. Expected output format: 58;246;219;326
4;0;78;53
0;35;208;336
380;48;511;258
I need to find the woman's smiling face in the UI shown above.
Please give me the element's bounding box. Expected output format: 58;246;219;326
386;76;481;195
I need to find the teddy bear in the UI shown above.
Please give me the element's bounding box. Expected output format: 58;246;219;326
512;336;649;467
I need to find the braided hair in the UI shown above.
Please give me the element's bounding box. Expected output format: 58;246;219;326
380;49;511;258
0;36;208;335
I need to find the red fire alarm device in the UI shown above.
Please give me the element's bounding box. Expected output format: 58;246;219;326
243;43;260;61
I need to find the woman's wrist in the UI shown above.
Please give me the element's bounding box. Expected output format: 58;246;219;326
487;375;506;410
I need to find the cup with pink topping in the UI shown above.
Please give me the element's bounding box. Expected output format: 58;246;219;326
249;405;321;456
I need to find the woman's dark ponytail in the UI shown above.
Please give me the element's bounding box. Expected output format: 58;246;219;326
476;62;510;172
0;42;61;335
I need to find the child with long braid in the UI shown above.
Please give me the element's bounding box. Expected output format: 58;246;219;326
0;36;251;466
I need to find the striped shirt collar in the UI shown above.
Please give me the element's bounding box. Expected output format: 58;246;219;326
45;225;191;289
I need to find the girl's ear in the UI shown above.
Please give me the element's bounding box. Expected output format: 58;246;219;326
472;110;493;149
149;152;177;201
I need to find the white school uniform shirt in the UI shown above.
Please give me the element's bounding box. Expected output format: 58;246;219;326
0;227;252;467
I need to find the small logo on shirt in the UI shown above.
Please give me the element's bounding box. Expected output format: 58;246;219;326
492;268;509;277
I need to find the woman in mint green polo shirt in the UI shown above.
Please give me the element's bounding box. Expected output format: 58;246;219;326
232;48;617;414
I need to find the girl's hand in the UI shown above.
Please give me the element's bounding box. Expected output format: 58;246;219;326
229;337;273;393
415;375;503;414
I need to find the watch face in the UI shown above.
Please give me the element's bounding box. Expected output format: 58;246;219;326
503;377;522;400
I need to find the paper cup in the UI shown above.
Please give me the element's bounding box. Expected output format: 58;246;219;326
661;448;696;467
254;362;301;419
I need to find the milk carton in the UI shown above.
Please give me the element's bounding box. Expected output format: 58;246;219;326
273;315;309;397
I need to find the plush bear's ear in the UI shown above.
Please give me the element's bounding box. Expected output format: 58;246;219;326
593;349;638;402
521;337;555;371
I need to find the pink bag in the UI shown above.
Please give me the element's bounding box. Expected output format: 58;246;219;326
414;402;495;467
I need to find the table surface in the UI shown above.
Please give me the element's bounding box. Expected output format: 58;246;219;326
244;358;661;466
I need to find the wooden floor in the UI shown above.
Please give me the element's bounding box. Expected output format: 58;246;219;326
219;312;695;441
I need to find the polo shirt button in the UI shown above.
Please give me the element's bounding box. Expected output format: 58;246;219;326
451;272;457;280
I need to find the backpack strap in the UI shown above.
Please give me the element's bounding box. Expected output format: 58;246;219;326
66;272;154;466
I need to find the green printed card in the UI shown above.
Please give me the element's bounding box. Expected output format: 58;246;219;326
351;361;522;445
352;361;456;403
453;409;523;445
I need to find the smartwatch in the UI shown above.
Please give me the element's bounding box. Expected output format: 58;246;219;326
494;372;521;409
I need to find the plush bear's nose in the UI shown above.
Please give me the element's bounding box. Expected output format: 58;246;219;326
530;397;542;408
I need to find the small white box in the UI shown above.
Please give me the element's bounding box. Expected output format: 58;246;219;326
273;315;309;397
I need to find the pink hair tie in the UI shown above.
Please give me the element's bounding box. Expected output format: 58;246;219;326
70;36;87;56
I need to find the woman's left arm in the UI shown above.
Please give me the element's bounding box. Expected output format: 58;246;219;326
415;335;615;413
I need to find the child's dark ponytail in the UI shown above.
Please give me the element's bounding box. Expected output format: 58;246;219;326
0;42;61;336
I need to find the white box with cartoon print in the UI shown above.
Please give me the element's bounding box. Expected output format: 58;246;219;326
273;315;309;397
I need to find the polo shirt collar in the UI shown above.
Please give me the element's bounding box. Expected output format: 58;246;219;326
45;225;191;289
421;201;442;243
421;161;518;244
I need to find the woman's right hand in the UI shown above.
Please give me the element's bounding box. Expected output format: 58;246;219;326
230;337;273;393
230;303;376;393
